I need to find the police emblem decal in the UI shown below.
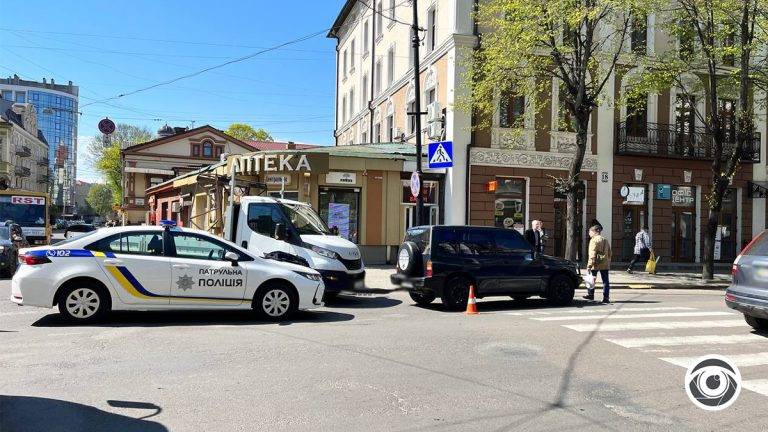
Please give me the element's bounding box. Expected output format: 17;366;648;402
176;274;194;291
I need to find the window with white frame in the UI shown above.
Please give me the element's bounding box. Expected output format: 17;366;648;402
350;87;355;115
374;122;381;143
386;114;394;141
374;60;382;95
362;74;369;107
376;1;383;38
427;7;437;52
407;99;416;134
350;39;356;71
361;131;368;143
387;47;395;86
363;21;370;55
343;49;348;78
499;92;525;128
631;14;647;55
342;95;348;123
389;0;396;22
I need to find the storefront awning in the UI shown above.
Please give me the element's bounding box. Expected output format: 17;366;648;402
748;181;768;198
125;167;176;175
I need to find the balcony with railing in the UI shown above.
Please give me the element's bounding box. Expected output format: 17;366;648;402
14;166;31;177
14;145;31;158
37;174;49;184
616;122;761;163
36;156;49;166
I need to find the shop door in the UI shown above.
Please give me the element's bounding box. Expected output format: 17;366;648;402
671;211;695;262
621;206;646;261
717;189;737;262
319;188;360;244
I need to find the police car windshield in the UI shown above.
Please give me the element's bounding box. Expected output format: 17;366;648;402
280;203;330;235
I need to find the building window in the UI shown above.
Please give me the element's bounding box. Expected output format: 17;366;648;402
215;146;223;158
679;19;695;60
374;123;381;143
389;0;396;21
558;83;576;132
350;87;355;115
15;92;26;103
362;74;369;108
427;7;437;52
1;90;11;100
361;131;368;143
191;144;201;156
374;61;382;95
626;92;648;137
350;39;356;71
202;141;213;158
342;96;348;123
363;21;369;55
499;93;525;128
387;47;395;86
407;99;416;134
427;88;436;105
631;14;647;55
723;26;735;66
343;49;348;78
376;1;383;38
386;114;394;141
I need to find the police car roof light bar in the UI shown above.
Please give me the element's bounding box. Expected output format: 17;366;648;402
160;220;177;228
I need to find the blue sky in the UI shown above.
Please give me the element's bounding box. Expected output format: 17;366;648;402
0;0;346;182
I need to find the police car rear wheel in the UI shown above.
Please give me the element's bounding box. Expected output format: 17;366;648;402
58;285;108;322
255;285;296;320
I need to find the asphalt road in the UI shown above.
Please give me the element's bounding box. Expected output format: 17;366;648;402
1;273;766;431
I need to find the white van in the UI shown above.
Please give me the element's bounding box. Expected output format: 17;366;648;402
224;196;364;299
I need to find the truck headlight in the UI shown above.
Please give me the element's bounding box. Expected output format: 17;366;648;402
294;271;322;281
310;245;338;260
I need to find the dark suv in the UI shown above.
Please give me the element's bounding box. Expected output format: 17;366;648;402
390;225;580;310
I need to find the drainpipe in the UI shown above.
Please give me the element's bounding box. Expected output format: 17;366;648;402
369;1;377;142
464;0;480;225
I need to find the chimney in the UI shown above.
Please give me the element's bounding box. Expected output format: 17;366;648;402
42;78;46;84
50;78;55;85
286;141;296;150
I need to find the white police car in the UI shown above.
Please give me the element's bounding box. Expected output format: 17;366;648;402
9;222;325;322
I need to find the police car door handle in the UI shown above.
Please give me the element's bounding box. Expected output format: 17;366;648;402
103;259;123;265
173;264;190;269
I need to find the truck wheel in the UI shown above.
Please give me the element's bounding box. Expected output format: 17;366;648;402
441;276;471;311
745;314;768;331
397;242;422;276
409;291;436;306
58;284;110;323
547;274;575;306
254;283;297;321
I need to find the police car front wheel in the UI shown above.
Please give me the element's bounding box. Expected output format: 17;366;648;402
58;284;110;322
254;283;297;320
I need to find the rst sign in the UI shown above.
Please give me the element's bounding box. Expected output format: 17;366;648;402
12;196;46;205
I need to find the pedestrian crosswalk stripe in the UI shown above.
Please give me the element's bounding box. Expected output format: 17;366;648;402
533;311;733;322
505;306;696;316
606;334;765;348
660;352;768;369
563;319;747;332
743;379;768;397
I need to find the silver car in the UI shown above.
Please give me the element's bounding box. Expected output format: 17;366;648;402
726;230;768;331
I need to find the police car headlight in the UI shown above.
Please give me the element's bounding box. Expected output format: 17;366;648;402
294;271;322;281
310;245;338;260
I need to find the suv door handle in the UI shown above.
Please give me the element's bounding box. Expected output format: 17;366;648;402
103;259;123;265
173;264;190;269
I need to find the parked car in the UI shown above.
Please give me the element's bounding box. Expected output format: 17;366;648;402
390;225;580;310
726;230;768;331
64;223;96;239
0;222;28;277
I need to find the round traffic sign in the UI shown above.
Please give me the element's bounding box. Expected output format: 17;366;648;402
410;172;420;198
98;118;116;135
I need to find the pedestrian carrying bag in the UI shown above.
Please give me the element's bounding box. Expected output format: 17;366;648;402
583;273;596;290
645;251;657;274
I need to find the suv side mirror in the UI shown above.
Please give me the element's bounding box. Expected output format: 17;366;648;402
274;223;288;241
224;251;240;266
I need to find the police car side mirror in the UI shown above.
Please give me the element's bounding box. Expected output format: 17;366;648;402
224;251;240;266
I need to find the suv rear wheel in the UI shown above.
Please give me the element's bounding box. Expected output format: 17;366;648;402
409;291;436;306
441;276;471;311
745;314;768;331
547;274;575;306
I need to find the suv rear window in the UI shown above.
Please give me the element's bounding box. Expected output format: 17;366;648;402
743;232;768;256
404;227;430;251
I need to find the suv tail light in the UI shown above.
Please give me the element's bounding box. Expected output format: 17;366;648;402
425;260;433;278
21;254;51;265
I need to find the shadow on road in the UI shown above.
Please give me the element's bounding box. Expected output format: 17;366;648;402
30;309;354;328
412;297;661;313
324;294;402;309
0;396;167;432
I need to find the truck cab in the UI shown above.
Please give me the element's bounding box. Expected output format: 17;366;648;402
230;196;365;298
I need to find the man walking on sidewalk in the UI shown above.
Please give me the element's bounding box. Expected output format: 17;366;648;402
627;226;652;274
585;224;612;303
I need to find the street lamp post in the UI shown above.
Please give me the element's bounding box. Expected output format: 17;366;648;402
409;0;425;226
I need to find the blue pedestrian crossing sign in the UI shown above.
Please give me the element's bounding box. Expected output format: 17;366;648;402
428;141;453;168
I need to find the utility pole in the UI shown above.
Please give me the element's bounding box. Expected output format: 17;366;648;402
409;0;425;226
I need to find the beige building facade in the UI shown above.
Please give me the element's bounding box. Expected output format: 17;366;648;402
120;125;255;224
0;100;49;194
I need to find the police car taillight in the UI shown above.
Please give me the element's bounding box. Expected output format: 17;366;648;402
21;254;51;265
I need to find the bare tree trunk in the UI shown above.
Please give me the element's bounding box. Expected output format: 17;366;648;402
565;116;589;262
703;208;718;279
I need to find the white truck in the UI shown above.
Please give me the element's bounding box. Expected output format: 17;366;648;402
223;196;364;299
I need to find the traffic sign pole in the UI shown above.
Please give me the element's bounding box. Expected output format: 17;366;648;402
411;0;424;227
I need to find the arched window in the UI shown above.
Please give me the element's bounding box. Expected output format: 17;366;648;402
202;141;213;158
406;82;416;134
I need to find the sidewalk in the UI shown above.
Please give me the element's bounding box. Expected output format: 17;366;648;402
362;266;731;292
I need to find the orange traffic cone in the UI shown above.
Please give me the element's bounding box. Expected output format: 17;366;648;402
465;285;478;315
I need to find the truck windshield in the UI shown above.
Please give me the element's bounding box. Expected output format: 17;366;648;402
0;196;46;227
280;203;330;236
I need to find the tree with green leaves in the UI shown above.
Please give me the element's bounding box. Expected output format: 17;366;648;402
226;123;274;142
86;183;114;217
466;0;647;261
89;124;153;205
626;0;766;279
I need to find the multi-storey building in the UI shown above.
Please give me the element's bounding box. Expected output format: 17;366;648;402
0;75;79;213
0;100;49;194
329;1;768;265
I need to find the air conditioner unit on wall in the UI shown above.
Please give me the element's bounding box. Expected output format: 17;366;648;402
428;120;443;141
392;127;402;141
426;101;440;123
171;201;181;213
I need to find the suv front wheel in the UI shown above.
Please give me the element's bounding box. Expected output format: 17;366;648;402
441;276;471;311
547;274;575;306
409;291;436;306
